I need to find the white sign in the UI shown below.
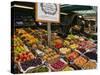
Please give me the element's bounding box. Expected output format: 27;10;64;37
35;3;60;23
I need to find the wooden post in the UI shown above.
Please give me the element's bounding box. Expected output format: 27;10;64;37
47;22;51;47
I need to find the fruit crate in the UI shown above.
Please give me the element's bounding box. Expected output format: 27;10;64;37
48;58;68;71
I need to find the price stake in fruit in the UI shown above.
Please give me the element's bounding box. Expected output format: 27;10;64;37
35;3;60;47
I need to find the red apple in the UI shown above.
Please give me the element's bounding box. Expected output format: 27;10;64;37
55;44;62;48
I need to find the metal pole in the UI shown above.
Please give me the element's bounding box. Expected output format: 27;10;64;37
47;22;51;47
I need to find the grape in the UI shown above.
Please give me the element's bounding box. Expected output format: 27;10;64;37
20;58;42;71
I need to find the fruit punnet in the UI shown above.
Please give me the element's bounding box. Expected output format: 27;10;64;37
59;48;71;55
20;58;42;71
26;65;49;73
67;51;79;61
50;59;67;71
74;56;88;67
15;51;35;63
43;51;60;63
82;60;96;69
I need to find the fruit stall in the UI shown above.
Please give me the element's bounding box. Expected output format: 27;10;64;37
11;1;97;74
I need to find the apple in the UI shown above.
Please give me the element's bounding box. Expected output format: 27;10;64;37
55;44;63;48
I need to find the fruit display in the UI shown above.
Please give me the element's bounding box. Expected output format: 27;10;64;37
53;38;63;48
67;34;79;40
38;46;52;53
13;35;26;56
84;51;97;61
63;40;70;47
73;56;88;67
82;60;96;69
49;59;67;71
16;28;39;46
12;28;97;73
69;44;78;50
59;47;71;55
66;51;79;61
43;51;60;63
63;35;96;55
78;40;96;52
26;65;49;73
11;1;98;74
15;51;35;63
24;28;48;45
20;58;42;71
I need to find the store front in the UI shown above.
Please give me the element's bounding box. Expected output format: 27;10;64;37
11;1;97;74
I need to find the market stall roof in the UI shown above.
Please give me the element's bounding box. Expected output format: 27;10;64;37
11;1;94;13
11;1;35;8
61;4;93;12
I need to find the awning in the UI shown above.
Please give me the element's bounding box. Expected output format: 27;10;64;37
61;4;93;13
